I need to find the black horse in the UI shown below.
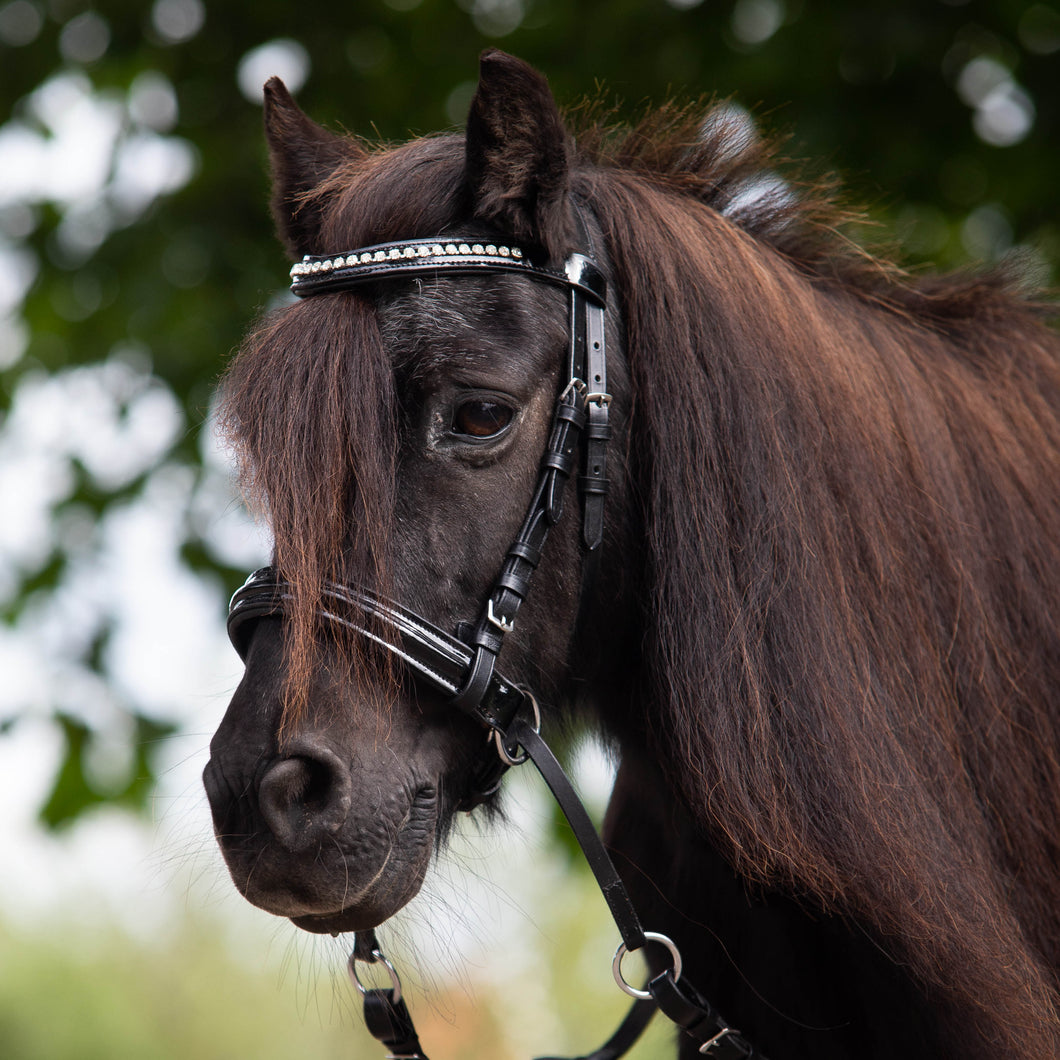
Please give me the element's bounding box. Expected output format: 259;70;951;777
204;51;1060;1058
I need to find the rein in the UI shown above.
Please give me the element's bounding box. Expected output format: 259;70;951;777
227;228;765;1060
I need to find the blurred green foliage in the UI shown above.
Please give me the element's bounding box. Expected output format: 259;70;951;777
0;857;672;1059
0;0;1056;826
0;918;360;1060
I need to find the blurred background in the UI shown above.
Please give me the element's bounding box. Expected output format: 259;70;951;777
0;1;1056;1057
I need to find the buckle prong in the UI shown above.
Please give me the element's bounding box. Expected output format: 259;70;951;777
487;598;514;633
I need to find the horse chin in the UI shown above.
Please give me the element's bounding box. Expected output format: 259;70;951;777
288;879;422;935
286;832;435;935
222;782;440;934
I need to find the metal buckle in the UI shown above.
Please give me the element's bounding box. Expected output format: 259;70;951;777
560;376;587;404
487;598;514;633
700;1027;740;1055
585;391;612;407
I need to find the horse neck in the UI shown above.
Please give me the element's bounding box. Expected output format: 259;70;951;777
578;169;1060;1055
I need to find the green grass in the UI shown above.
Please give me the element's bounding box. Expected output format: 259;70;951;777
0;869;674;1059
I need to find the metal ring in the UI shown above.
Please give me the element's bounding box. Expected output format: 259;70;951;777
492;691;541;767
612;931;683;1000
347;947;402;1004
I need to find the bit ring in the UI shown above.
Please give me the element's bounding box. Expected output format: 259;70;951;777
612;931;683;1000
348;947;402;1004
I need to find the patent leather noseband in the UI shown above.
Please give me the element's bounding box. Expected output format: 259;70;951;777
226;225;763;1060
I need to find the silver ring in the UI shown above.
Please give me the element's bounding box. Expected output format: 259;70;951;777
612;931;683;1000
492;691;541;766
348;948;402;1004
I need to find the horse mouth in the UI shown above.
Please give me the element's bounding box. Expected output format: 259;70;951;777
284;784;440;934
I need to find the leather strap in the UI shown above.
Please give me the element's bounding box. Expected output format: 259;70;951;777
648;971;758;1059
228;569;529;735
352;930;430;1060
509;718;645;951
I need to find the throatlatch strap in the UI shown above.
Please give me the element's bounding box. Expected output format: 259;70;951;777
508;717;760;1060
648;972;758;1058
508;719;645;951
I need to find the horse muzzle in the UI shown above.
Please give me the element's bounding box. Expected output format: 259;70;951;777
204;726;441;930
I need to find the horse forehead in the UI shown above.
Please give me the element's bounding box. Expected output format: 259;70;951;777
376;272;568;374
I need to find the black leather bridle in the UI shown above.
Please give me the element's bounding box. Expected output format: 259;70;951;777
226;228;763;1060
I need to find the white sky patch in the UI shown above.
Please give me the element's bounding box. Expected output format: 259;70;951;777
191;410;274;571
731;0;785;46
101;484;235;720
110;131;198;220
0;70;196;267
956;55;1035;148
151;0;205;45
0;0;43;46
0;241;37;314
3;357;184;493
26;73;123;205
128;70;179;132
58;9;110;65
237;39;310;103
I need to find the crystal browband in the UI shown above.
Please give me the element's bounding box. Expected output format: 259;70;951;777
291;239;524;277
288;236;606;304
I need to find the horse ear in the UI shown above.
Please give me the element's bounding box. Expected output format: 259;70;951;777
465;50;574;260
263;77;365;258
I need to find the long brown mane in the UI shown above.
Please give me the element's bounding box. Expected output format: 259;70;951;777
220;92;1060;1053
574;107;1060;1052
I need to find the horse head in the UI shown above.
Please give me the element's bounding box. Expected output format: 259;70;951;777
204;51;633;936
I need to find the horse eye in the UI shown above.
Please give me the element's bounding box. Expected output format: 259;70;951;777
452;399;513;439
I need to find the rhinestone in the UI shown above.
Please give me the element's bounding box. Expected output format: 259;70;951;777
498;246;510;257
432;244;444;255
458;243;471;254
312;261;322;271
416;245;430;257
511;247;523;259
472;244;483;254
444;243;457;254
359;253;370;263
486;245;497;255
403;246;416;258
374;251;386;261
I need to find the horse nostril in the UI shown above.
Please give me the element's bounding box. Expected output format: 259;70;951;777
257;741;353;851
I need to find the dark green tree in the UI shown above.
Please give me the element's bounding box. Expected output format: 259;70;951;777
1;0;1055;825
